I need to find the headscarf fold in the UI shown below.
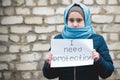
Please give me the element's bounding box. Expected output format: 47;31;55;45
61;3;95;39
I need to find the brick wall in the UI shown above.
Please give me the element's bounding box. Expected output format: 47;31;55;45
0;0;120;80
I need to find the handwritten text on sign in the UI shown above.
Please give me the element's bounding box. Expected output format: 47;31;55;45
51;39;94;67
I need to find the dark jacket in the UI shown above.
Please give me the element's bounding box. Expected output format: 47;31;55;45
42;34;114;80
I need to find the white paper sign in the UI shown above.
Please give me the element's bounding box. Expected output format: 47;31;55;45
51;39;94;67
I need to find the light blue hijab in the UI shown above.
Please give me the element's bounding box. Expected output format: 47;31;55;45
61;3;95;39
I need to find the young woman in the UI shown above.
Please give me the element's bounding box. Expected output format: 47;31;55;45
42;2;114;80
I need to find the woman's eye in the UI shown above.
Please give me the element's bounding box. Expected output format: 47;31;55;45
69;18;74;23
76;18;82;23
68;18;83;23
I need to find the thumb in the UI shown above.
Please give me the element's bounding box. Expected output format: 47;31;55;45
92;49;96;52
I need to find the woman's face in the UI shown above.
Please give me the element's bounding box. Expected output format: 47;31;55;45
67;12;85;28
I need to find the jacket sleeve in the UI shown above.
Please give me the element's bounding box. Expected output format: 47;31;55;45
95;35;114;79
42;61;60;79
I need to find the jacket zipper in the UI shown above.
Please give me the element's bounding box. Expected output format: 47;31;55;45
74;67;76;80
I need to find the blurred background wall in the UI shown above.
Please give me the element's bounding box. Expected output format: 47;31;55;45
0;0;120;80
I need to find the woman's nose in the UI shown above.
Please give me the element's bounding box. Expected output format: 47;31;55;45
73;21;78;27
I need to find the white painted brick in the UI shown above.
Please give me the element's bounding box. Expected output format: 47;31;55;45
72;0;82;3
20;52;41;62
116;70;120;79
44;15;63;24
4;7;14;15
21;36;26;43
32;71;41;79
108;42;120;50
25;0;36;6
2;0;11;6
102;24;120;32
42;52;48;60
0;35;8;42
8;63;15;70
3;71;12;80
50;0;58;4
116;52;120;59
32;43;41;51
109;51;115;60
0;63;8;70
62;0;71;5
56;7;65;14
9;35;20;42
92;15;113;23
9;45;21;53
20;45;30;52
0;73;1;78
0;27;8;34
96;0;106;4
38;34;48;40
26;35;37;42
35;26;55;33
25;17;42;24
21;72;31;79
16;7;30;15
0;45;7;52
1;16;23;25
13;0;24;6
89;6;101;14
16;62;37;70
83;0;94;5
37;0;48;6
103;6;120;14
11;26;32;34
109;33;119;41
0;8;3;15
0;54;16;62
9;45;30;53
33;7;54;15
108;0;118;4
92;24;102;32
32;43;50;51
56;25;64;32
113;60;120;68
115;15;120;23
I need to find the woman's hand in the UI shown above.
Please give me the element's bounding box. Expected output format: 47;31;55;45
92;49;100;62
45;52;53;64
